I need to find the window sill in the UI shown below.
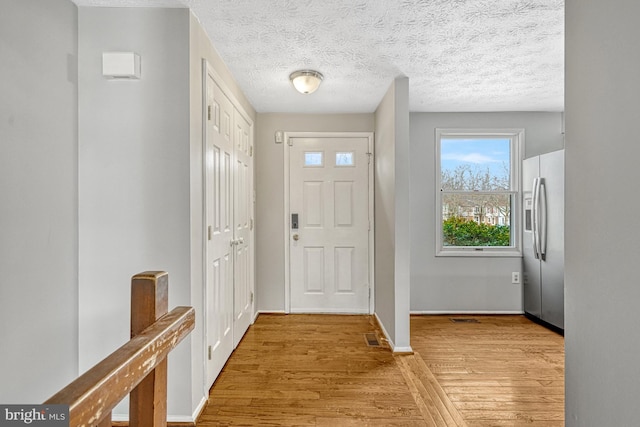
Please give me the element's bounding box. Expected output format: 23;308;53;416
436;248;522;258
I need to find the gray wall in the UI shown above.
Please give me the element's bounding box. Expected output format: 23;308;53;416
0;2;256;417
374;84;397;343
393;78;411;351
77;7;192;418
410;112;563;312
565;0;640;424
0;0;79;403
374;78;411;351
255;113;375;311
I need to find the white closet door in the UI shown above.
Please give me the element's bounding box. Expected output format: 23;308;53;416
232;108;253;347
205;76;235;387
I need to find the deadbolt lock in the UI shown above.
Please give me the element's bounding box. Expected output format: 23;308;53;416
292;234;299;241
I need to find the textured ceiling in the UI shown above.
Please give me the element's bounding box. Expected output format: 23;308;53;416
71;0;564;113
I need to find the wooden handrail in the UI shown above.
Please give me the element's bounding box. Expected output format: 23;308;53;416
45;272;195;427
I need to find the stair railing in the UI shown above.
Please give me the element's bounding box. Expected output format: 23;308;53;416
45;271;195;427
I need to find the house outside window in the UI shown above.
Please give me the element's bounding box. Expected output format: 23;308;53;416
436;128;523;257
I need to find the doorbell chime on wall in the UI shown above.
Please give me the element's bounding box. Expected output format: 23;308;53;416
102;52;141;79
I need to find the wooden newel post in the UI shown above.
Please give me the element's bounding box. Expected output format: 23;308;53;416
130;271;169;427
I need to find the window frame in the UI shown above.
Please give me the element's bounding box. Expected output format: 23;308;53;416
435;128;523;257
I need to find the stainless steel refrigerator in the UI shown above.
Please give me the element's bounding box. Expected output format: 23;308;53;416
522;149;564;331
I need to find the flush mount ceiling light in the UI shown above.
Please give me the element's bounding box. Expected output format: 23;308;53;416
289;70;324;94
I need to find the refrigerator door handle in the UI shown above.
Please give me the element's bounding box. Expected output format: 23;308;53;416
539;180;547;261
532;177;540;259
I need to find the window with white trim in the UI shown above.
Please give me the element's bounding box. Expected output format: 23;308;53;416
436;129;523;256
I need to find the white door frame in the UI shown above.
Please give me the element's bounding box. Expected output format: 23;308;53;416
283;132;375;314
202;59;256;394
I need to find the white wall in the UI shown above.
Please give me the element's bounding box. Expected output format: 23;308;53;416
410;112;563;312
255;113;375;311
374;78;411;351
565;0;640;424
77;7;192;418
0;0;79;403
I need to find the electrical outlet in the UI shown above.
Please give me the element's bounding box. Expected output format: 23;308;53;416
512;272;521;284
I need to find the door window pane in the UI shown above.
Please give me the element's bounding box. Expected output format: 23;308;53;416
335;152;354;166
304;151;323;167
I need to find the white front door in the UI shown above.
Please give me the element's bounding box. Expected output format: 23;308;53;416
289;136;371;313
205;77;234;387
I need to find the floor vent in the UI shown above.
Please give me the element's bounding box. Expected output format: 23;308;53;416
450;318;480;323
364;332;380;347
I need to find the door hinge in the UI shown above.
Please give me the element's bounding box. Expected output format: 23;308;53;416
249;146;253;157
208;345;212;360
207;225;212;240
250;292;254;304
288;138;293;147
367;152;372;164
207;105;212;121
250;218;254;230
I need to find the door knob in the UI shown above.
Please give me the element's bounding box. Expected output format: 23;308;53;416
292;234;299;241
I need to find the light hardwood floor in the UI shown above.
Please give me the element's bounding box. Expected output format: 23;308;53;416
197;314;564;426
411;315;564;426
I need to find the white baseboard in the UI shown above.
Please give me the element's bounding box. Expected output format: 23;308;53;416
257;309;374;315
192;395;208;423
167;415;198;423
410;310;524;315
257;310;286;314
289;309;369;314
373;312;393;347
112;396;206;424
112;414;197;423
373;312;414;353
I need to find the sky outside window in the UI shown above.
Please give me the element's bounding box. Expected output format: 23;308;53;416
440;138;510;187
